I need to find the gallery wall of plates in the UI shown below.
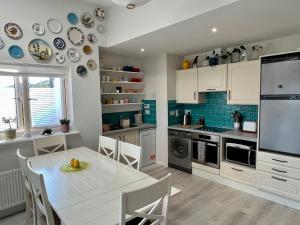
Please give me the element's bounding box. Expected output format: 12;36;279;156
0;7;106;78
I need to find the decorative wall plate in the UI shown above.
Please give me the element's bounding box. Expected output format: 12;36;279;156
83;45;92;55
96;24;105;34
32;23;45;36
87;33;97;44
28;39;52;62
4;23;23;39
55;52;65;64
67;27;84;46
67;48;80;62
53;37;66;50
0;37;5;49
77;65;88;77
67;12;78;25
8;45;24;59
47;18;62;34
81;13;95;28
87;59;96;70
94;8;105;21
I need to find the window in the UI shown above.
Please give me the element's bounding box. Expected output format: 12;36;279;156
0;63;68;134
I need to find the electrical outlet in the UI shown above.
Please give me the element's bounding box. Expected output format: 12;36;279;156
175;110;179;117
185;110;191;114
145;109;150;115
170;110;175;116
144;104;150;109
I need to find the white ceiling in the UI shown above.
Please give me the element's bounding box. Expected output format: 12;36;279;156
102;0;300;56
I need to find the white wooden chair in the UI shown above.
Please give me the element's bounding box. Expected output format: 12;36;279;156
16;149;37;225
26;160;60;225
118;141;142;171
98;135;118;160
120;173;172;225
33;134;67;156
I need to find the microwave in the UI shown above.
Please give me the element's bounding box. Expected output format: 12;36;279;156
225;143;256;168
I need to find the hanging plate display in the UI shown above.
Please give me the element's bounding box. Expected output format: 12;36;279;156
4;23;23;40
8;45;24;59
96;24;105;34
47;18;62;34
77;65;88;78
0;37;5;49
55;52;65;64
28;39;52;62
81;13;95;28
83;45;92;55
67;48;80;62
67;27;84;46
67;12;78;25
94;8;105;21
32;23;45;36
87;33;97;44
53;37;66;50
87;59;97;70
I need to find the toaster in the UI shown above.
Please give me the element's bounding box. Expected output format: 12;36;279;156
242;121;257;133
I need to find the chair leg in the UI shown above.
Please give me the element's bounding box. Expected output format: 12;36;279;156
25;189;34;225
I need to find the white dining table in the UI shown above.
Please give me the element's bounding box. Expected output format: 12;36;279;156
29;147;180;225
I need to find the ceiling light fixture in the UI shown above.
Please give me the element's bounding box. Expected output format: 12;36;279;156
111;0;151;10
140;48;145;52
211;27;218;33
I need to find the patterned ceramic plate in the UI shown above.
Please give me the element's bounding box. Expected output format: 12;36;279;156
55;52;65;64
0;37;5;49
87;59;97;70
81;13;95;28
67;27;84;46
53;37;66;50
67;12;78;25
87;33;97;44
4;23;23;40
83;45;92;55
28;39;52;62
94;8;105;21
96;24;105;34
47;18;62;34
32;23;45;36
77;65;88;78
67;48;80;62
8;45;24;59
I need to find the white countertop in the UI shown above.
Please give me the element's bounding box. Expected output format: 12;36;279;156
103;123;156;135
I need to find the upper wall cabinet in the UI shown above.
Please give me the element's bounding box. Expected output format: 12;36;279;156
198;64;227;92
227;60;260;105
176;68;198;103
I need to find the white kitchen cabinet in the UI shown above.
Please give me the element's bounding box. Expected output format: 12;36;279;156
176;68;198;103
198;64;227;92
227;60;260;105
106;130;140;146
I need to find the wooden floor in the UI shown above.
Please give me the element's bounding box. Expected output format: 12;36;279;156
1;164;300;225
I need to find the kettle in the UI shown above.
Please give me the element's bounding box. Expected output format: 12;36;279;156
183;112;191;126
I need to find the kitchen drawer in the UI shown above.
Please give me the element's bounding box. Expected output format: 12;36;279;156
257;171;300;201
257;161;300;181
257;151;300;170
221;162;257;186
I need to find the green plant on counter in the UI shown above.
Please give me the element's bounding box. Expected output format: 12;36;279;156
231;111;242;123
2;117;15;130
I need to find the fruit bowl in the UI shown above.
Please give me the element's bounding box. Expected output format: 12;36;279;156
60;159;90;172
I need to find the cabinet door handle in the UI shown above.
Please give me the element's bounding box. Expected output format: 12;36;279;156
272;168;287;173
231;167;243;172
194;91;196;100
272;176;287;182
228;90;231;101
123;135;126;142
272;158;288;163
207;88;216;91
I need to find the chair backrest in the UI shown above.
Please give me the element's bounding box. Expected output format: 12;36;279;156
16;149;32;191
33;134;67;156
98;135;118;160
118;141;142;171
120;173;172;225
26;160;56;225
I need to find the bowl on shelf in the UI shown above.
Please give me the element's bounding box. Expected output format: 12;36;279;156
130;78;142;82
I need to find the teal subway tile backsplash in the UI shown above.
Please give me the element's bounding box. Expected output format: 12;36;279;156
168;100;183;125
102;111;137;126
168;92;258;128
143;100;156;124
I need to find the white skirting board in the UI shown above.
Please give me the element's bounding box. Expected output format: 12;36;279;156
192;168;300;210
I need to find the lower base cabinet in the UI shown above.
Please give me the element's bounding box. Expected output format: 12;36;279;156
106;130;140;146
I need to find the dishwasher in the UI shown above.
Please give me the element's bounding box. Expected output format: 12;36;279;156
140;128;156;167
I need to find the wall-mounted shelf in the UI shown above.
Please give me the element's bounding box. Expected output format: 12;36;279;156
101;93;144;95
102;103;143;113
100;69;144;75
101;81;144;85
102;103;142;107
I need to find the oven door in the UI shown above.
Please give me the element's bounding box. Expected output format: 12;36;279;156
192;140;219;169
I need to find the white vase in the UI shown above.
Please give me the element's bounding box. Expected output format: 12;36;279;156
234;122;240;130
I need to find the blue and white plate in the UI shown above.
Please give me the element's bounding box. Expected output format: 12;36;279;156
53;37;66;50
67;12;78;25
8;45;24;59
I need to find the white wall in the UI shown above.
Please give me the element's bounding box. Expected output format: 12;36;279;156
0;0;107;149
167;54;183;100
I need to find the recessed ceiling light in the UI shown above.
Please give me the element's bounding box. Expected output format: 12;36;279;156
140;48;145;52
211;27;218;33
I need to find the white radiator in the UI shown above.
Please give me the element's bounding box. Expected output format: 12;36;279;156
0;169;25;211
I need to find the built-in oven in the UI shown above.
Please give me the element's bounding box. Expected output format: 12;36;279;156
192;133;220;169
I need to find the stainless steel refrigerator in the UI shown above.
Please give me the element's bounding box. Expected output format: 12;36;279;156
260;52;300;156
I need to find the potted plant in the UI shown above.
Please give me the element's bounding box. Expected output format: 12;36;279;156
2;117;16;140
60;119;70;133
231;111;242;130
